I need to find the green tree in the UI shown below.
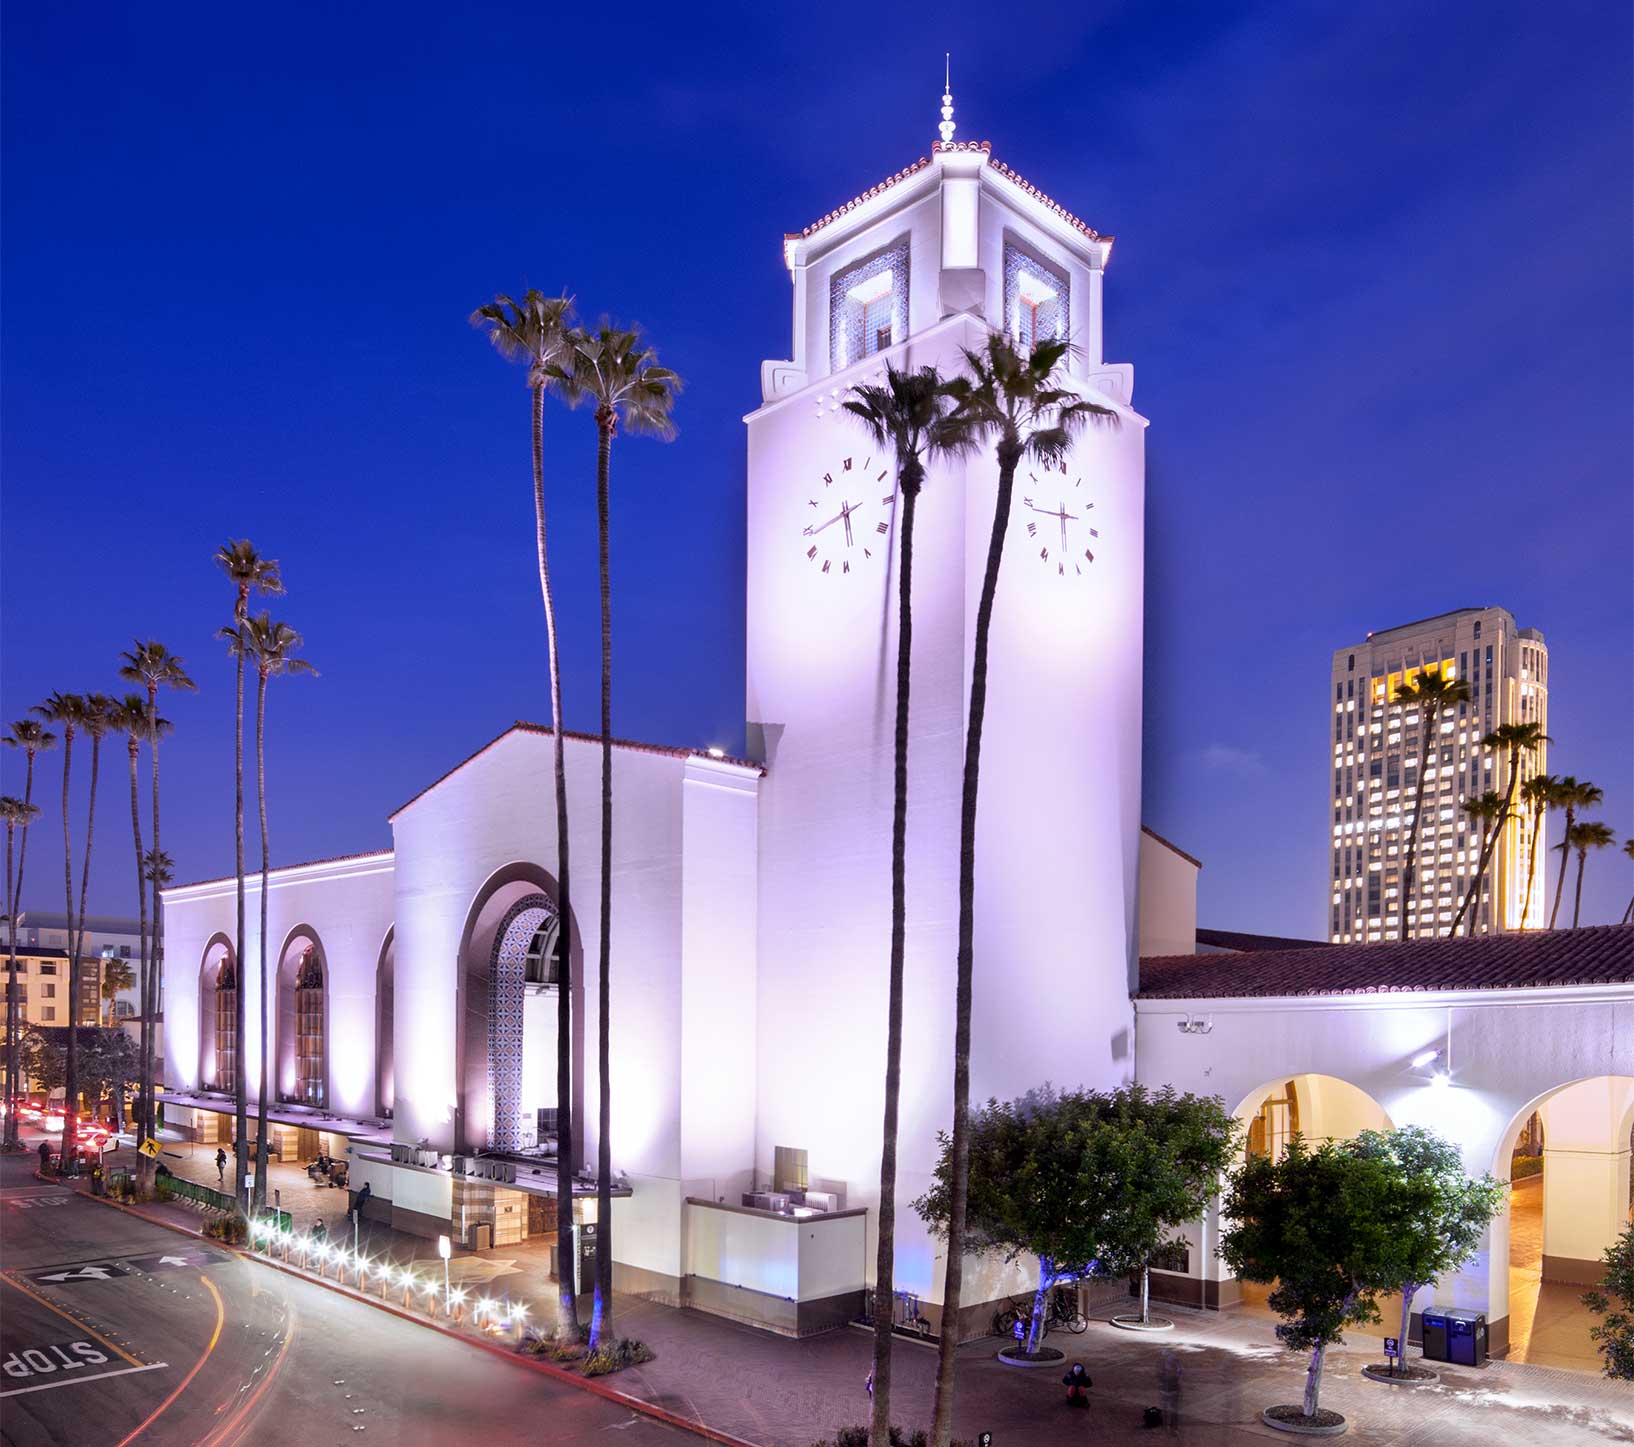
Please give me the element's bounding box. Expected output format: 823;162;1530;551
554;322;682;1350
117;642;196;1188
1219;1137;1412;1423
1;791;44;1143
1391;670;1471;942
1516;773;1558;931
470;290;581;1332
1562;820;1616;928
213;541;284;1210
929;334;1119;1446
100;955;136;1027
20;1026;65;1095
1583;1221;1634;1380
1345;1126;1505;1377
1449;722;1550;936
1547;777;1602;929
219;614;315;1212
34;692;95;1164
842;362;974;1447
78;1027;138;1129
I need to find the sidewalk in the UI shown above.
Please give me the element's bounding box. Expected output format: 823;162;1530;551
96;1147;1634;1445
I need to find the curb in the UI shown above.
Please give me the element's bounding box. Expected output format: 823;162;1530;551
68;1180;763;1447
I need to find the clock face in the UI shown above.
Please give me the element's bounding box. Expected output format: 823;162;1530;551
798;451;896;576
1019;459;1099;577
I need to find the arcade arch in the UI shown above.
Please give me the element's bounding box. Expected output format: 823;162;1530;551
455;863;581;1156
275;926;329;1109
198;934;237;1093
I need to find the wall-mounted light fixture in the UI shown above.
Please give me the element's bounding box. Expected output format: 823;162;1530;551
1176;1015;1213;1036
1411;1047;1441;1070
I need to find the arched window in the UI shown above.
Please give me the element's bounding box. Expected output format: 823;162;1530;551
1247;1080;1300;1162
523;919;561;986
294;946;325;1107
214;960;237;1093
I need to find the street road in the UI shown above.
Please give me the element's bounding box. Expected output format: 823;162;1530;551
0;1148;683;1446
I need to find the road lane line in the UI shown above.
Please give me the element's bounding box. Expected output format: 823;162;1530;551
114;1274;224;1447
196;1302;298;1447
0;1273;143;1366
0;1361;169;1399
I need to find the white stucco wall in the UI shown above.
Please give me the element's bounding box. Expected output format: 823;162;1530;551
1135;982;1634;1338
162;852;395;1122
1137;829;1200;960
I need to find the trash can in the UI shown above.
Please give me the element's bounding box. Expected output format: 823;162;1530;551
471;1222;493;1251
1445;1309;1488;1367
1420;1309;1451;1362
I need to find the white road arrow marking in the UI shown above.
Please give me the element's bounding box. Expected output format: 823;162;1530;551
157;1256;191;1268
37;1267;115;1282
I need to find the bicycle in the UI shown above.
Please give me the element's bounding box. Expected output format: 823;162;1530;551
992;1285;1088;1339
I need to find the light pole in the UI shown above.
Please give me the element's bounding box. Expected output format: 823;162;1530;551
438;1233;452;1315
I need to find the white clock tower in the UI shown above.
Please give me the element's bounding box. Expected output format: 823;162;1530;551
745;88;1149;1332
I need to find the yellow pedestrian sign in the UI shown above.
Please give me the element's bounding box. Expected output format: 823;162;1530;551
138;1138;160;1160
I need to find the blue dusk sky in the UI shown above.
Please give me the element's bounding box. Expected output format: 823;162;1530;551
3;2;1630;934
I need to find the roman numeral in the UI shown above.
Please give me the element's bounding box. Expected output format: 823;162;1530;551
877;470;888;482
1040;547;1049;561
1089;528;1100;538
864;548;872;558
823;472;833;486
807;545;818;560
842;560;851;573
808;499;819;508
1027;521;1038;537
842;457;853;471
875;521;888;534
1085;549;1094;563
881;494;895;506
1058;562;1065;576
822;559;832;573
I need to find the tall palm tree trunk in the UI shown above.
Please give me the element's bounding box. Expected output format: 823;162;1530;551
233;614;249;1209
126;736;153;1188
1397;706;1437;941
254;668;272;1211
72;731;104;1121
1450;753;1520;937
143;690;162;1171
1548;806;1575;929
870;481;918;1447
1519;803;1543;931
527;382;578;1335
58;731;78;1170
591;410;616;1348
933;447;1020;1447
5;753;37;1151
1571;848;1588;928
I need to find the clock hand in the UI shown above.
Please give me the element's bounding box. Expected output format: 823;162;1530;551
802;507;848;537
842;500;855;548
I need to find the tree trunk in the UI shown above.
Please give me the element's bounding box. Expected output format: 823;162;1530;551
932;446;1020;1447
1519;803;1543;931
1398;703;1436;941
1302;1343;1326;1417
5;752;37;1152
1621;892;1632;926
233;605;249;1212
1571;848;1587;928
72;732;103;1121
870;482;917;1447
591;410;616;1350
143;687;162;1181
1141;1263;1152;1324
254;669;271;1211
527;381;577;1337
127;737;153;1191
59;728;78;1171
1449;748;1520;936
1024;1260;1053;1356
1548;805;1575;929
1398;1283;1416;1378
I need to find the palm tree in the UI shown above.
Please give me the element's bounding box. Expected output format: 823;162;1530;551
1619;838;1634;925
1563;821;1616;927
213;543;284;1210
1390;670;1471;941
931;334;1119;1445
1547;777;1603;929
118;644;196;1182
842;362;974;1447
470;289;581;1334
220;614;316;1212
1516;773;1558;930
101;956;136;1027
69;696;113;1134
554;323;682;1350
1;795;42;1145
34;693;95;1167
1448;721;1549;936
1;719;54;1150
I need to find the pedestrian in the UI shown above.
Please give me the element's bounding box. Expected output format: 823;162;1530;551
1062;1361;1091;1408
864;1365;874;1399
352;1181;372;1228
216;1146;227;1186
37;1139;51;1177
1158;1349;1181;1434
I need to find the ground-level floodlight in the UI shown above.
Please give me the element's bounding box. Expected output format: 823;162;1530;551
1411;1047;1441;1069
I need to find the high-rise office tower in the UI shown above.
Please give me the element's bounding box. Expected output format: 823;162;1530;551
1330;607;1549;943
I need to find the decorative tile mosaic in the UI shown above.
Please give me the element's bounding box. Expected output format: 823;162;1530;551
487;894;556;1152
1003;239;1069;350
830;238;909;373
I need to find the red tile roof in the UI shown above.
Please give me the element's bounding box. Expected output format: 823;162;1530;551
789;144;1101;247
1194;927;1331;953
1137;924;1634;1000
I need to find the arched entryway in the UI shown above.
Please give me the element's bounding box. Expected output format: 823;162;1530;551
198;934;237;1093
1491;1074;1634;1369
275;926;329;1109
375;927;394;1120
456;863;581;1156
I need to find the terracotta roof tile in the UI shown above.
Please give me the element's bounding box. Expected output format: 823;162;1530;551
788;157;933;242
1137;924;1634;1000
986;156;1099;238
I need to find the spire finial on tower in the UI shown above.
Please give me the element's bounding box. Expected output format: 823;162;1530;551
938;54;956;144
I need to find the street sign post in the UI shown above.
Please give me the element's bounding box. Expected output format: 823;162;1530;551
137;1138;159;1160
